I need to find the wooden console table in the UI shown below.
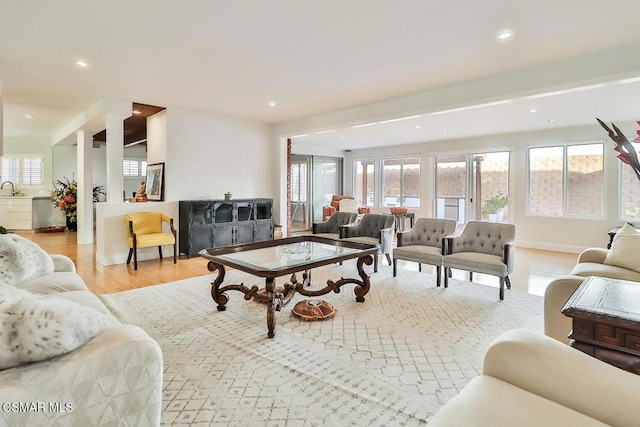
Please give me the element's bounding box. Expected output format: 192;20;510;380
562;276;640;374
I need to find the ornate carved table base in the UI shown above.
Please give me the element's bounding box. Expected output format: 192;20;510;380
208;255;373;338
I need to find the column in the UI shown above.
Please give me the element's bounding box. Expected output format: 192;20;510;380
106;113;124;204
77;130;93;244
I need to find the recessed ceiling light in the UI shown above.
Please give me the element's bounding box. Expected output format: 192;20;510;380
442;132;448;135
132;110;141;115
547;119;557;123
369;141;374;144
497;31;513;40
25;114;35;119
415;125;421;129
529;108;539;113
75;60;89;68
339;136;345;140
269;101;276;107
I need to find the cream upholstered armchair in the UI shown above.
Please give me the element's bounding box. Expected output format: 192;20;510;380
312;211;358;240
443;221;516;300
340;213;395;273
125;212;177;270
393;218;456;286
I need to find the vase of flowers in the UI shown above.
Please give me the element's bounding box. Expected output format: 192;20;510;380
51;176;105;231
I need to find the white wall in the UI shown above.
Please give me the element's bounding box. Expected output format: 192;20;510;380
52;143;107;191
343;123;631;253
164;107;274;201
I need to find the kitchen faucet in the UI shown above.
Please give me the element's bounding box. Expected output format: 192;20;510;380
0;181;19;196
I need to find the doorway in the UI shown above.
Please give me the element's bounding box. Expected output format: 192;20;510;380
290;155;342;232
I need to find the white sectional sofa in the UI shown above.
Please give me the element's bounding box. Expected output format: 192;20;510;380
0;234;163;426
430;329;640;426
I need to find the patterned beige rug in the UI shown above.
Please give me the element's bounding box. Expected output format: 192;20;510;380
101;263;544;426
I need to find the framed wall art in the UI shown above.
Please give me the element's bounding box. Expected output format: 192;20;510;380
146;162;165;201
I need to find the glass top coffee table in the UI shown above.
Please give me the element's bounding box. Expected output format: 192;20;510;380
199;235;379;338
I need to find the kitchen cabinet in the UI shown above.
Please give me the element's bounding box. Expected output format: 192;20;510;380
0;196;56;231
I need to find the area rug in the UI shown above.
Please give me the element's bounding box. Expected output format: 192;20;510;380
100;263;544;426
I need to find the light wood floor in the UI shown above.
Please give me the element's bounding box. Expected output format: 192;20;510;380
17;230;578;297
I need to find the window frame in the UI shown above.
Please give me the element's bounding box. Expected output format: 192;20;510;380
526;142;604;219
380;156;421;208
353;159;376;207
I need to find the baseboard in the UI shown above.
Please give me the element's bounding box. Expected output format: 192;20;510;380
515;240;585;254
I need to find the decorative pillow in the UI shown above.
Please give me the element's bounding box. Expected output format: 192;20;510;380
0;234;54;287
0;285;117;370
604;224;640;273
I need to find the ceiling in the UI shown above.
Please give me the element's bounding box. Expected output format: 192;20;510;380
2;1;640;150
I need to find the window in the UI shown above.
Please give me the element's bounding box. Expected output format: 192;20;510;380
621;143;640;220
123;159;147;177
354;160;375;207
382;157;420;207
527;143;603;217
0;156;43;186
290;162;307;202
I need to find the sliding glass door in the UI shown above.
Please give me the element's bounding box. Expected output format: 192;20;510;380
311;156;342;224
435;152;510;224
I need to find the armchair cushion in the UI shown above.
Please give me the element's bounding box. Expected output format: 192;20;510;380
393;245;443;265
441;252;508;276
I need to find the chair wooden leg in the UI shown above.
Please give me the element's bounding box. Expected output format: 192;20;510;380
158;246;163;259
448;268;452;278
127;248;133;264
133;246;138;270
418;263;422;272
393;258;397;277
444;267;449;288
436;266;441;287
374;255;379;273
505;276;511;289
173;242;177;264
499;277;505;300
469;271;473;282
385;253;392;265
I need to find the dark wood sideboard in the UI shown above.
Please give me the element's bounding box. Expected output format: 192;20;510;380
179;198;273;258
562;276;640;375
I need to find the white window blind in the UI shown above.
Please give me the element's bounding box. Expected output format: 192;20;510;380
290;162;307;202
1;157;43;186
141;161;148;177
22;158;43;185
123;159;140;176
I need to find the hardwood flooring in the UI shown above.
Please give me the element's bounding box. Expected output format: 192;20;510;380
17;230;578;297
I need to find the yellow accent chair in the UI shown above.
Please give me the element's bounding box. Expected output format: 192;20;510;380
125;212;177;270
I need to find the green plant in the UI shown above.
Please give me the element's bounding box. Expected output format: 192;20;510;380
481;191;509;215
0;225;7;234
51;175;106;221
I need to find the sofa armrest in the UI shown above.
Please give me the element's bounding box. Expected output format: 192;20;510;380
577;247;608;264
50;254;77;273
543;274;586;344
483;329;640;427
0;325;163;427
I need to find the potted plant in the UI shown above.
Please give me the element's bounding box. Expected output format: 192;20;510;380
481;191;509;222
51;176;105;231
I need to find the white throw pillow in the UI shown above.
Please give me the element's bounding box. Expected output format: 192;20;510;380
604;224;640;273
0;234;54;286
0;285;117;370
